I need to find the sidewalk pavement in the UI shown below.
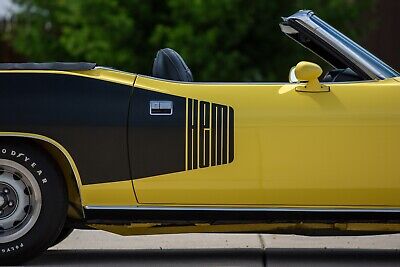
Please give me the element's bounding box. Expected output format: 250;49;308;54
52;230;400;250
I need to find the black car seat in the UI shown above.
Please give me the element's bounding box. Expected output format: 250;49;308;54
152;48;193;82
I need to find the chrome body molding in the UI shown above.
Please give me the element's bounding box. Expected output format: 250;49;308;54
85;205;400;213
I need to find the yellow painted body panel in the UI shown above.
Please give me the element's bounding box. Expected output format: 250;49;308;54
134;76;400;208
73;67;137;86
81;181;137;206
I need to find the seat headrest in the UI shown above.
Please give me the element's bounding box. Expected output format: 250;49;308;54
152;48;193;82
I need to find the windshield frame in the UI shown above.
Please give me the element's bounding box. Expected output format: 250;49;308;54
281;10;399;80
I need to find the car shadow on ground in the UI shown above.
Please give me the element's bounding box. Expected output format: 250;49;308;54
27;248;400;266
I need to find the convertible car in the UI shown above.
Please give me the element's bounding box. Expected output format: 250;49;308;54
1;10;400;264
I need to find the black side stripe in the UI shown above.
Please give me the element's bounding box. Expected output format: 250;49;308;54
229;107;234;163
187;99;234;170
84;206;400;224
130;88;186;179
129;90;234;180
199;101;210;168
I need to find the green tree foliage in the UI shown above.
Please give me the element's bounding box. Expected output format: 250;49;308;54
7;0;373;81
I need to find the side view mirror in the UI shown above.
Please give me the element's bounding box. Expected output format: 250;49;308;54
293;61;329;92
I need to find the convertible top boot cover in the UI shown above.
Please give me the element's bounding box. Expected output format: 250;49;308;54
152;48;193;82
0;62;96;71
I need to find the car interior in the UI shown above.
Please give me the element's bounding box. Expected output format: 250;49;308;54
152;48;193;82
321;67;362;82
151;47;363;83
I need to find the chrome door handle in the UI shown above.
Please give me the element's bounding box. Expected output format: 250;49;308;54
149;101;173;115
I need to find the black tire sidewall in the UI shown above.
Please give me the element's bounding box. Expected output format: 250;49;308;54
52;227;74;247
0;140;67;264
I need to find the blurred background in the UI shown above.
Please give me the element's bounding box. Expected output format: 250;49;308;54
0;0;398;81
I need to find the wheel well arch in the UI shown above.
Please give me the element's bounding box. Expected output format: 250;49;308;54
0;133;84;219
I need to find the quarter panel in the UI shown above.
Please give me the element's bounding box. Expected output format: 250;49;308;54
0;72;133;185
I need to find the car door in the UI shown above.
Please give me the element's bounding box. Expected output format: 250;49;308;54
129;75;400;208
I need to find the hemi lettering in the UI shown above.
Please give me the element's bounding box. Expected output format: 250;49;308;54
187;98;234;170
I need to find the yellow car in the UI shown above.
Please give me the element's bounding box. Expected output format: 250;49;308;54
1;10;399;264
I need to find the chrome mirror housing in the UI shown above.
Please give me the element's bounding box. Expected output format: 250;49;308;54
289;66;299;83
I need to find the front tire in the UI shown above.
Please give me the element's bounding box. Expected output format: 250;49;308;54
52;227;74;247
0;140;67;265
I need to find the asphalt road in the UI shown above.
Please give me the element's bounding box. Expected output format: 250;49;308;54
25;230;400;266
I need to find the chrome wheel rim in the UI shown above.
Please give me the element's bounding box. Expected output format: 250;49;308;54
0;159;42;243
